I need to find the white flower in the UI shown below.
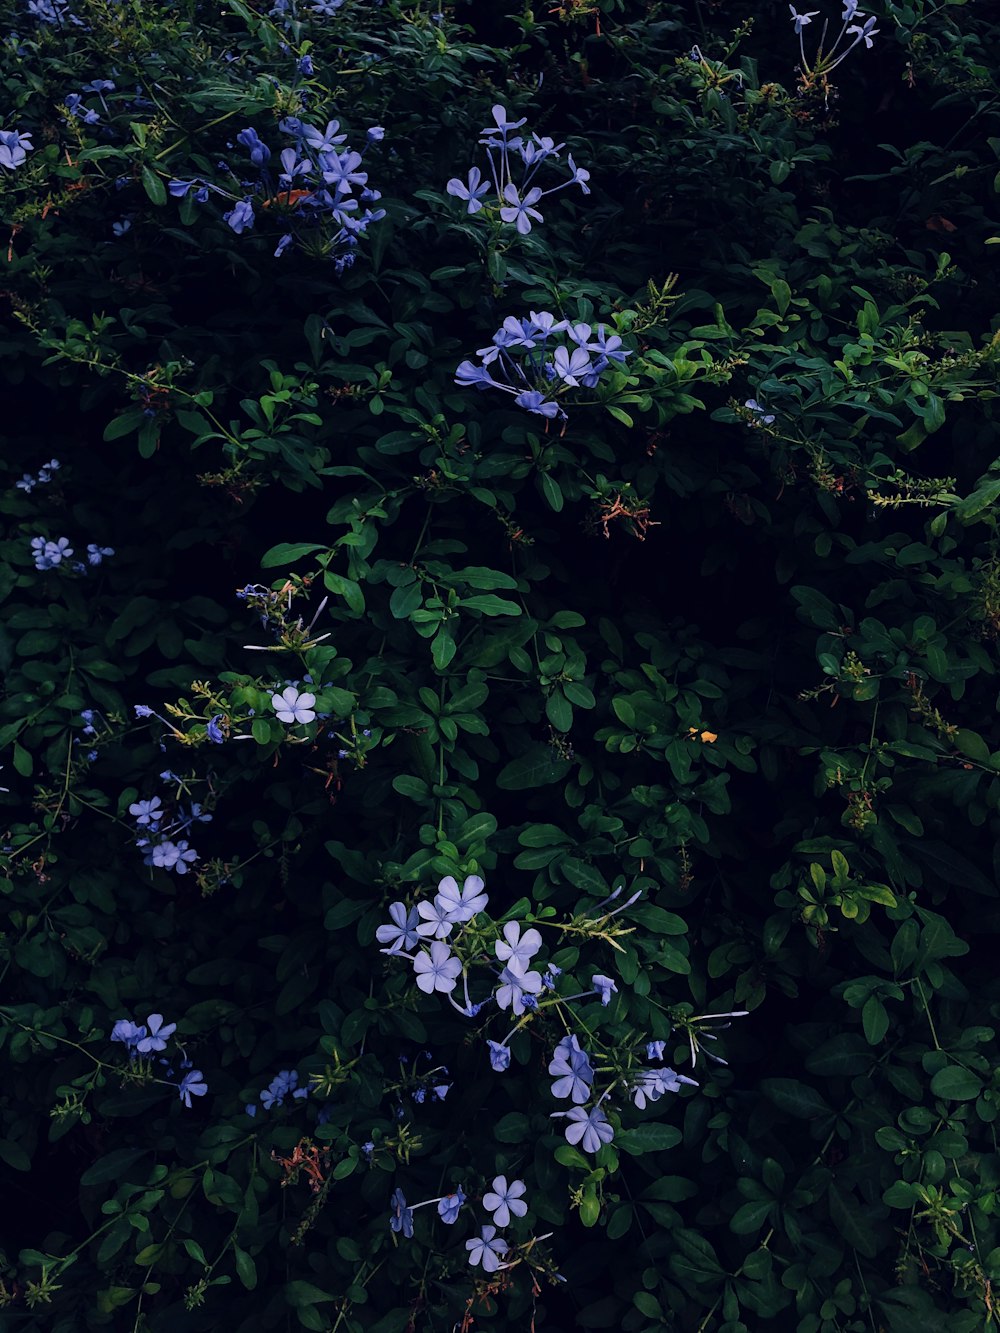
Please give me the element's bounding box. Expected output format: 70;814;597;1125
270;685;316;724
494;921;542;976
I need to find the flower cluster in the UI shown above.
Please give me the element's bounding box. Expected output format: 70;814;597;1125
446;105;590;235
0;127;33;170
375;873;723;1158
169;117;385;271
127;787;211;875
455;312;631;420
389;1174;533;1274
30;536;74;571
29;534;115;572
15;458;59;492
110;1013;208;1107
26;0;82;24
247;1068;310;1115
789;1;879;74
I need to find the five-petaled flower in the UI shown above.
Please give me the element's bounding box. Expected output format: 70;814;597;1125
556;1104;615;1154
376;901;421;954
178;1069;208;1108
271;685;317;724
788;5;818;32
482;1175;527;1227
495;965;544;1016
466;1224;508;1272
136;1013;177;1054
446;165;490;214
494;921;542;975
413;941;463;994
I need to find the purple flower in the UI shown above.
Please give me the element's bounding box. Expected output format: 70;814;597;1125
847;15;879;47
178;1069;208;1108
434;874;489;925
646;1040;667;1061
274;234;294;258
223;198;255;235
487;1040;511;1072
86;543;114;565
515;390;562;418
446;165;491;214
455;360;501;390
389;1187;413;1237
788;5;819;33
237;126;271;164
484;105;527;139
110;1019;146;1050
553;345;593;387
592;974;619;1007
557;1104;614;1154
413;941;462;994
151;839;198;874
0;129;33;171
744;398;776;425
129;796;162;826
415;896;455;940
566;153;591;194
297;54;314;75
482;1175;527;1227
499;183;544;235
466;1224;508;1272
376;901;421;953
438;1187;465;1224
494;922;543;975
206;714;226;744
548;1034;594;1103
300;118;346;154
261;1069;307;1109
495;966;543;1016
136;1013;177;1054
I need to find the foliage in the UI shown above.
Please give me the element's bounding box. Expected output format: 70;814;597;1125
2;0;1000;1328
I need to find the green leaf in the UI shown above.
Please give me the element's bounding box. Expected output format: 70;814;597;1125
616;1123;682;1155
929;1065;983;1101
759;1078;832;1119
81;1148;150;1187
497;746;572;790
828;1183;879;1258
459;595;520;616
141;165;166;205
261;542;326;568
494;1112;529;1143
0;1139;31;1171
540;473;563;512
13;742;32;777
730;1200;773;1234
862;996;889;1044
285;1281;334;1308
323;569;366;613
233;1245;257;1290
